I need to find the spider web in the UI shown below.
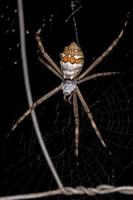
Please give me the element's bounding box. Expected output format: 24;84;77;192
0;0;133;200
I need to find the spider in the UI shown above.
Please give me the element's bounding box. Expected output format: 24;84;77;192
12;16;128;157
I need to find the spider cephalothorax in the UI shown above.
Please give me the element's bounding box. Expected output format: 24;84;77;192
12;16;128;157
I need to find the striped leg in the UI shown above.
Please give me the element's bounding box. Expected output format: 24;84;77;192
76;86;106;148
12;85;62;131
35;31;62;76
73;91;80;157
78;71;120;84
38;57;62;80
77;12;129;80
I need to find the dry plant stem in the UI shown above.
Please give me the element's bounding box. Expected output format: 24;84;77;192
12;85;62;131
35;31;62;76
38;57;63;80
73;91;80;157
17;0;63;189
78;71;120;84
76;86;106;147
77;14;129;80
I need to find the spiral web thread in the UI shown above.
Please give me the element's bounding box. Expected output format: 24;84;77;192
0;0;132;199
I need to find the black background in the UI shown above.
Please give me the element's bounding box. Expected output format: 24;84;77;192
0;0;133;200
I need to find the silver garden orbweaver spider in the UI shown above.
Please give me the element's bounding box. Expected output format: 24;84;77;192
12;15;129;157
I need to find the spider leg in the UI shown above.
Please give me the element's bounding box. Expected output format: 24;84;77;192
77;12;129;80
38;56;62;80
76;86;107;148
73;91;80;157
78;71;120;84
35;31;62;76
12;85;62;131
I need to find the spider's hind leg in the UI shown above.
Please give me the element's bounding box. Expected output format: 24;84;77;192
73;91;80;157
12;85;62;131
76;86;107;148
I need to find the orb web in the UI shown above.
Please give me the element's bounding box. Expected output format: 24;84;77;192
0;0;133;200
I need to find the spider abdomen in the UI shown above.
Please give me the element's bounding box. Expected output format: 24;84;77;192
60;42;84;80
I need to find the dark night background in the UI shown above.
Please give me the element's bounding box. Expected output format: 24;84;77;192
0;0;133;200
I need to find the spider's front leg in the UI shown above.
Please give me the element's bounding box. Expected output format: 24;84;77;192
35;30;62;76
77;11;129;80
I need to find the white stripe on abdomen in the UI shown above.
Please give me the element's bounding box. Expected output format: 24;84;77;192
60;61;83;80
